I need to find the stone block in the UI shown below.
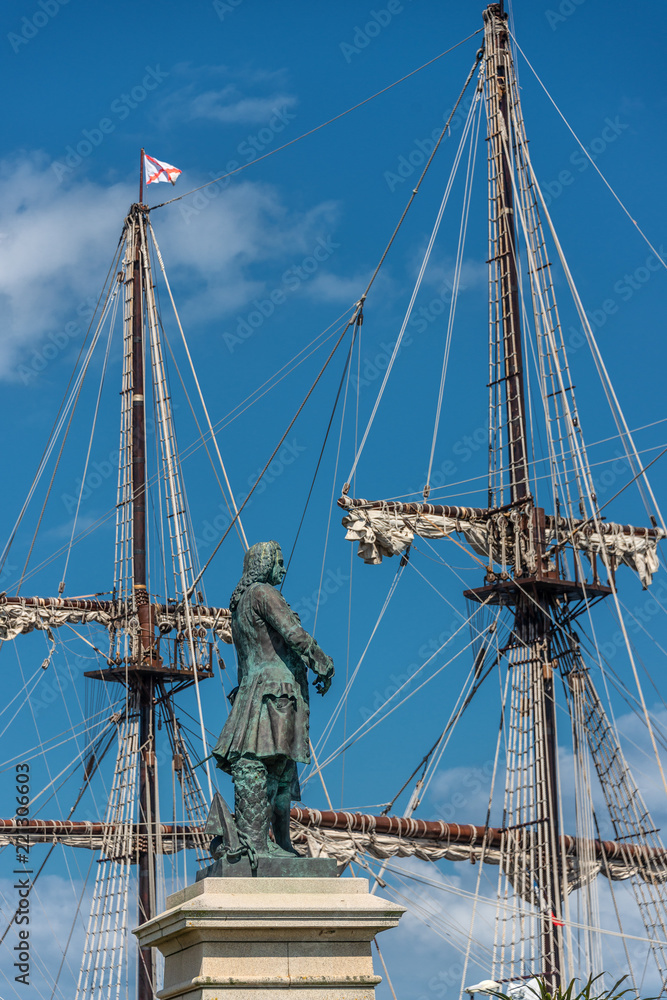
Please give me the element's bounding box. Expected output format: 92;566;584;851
135;875;404;998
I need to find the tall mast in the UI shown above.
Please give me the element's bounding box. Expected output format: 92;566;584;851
483;4;563;986
69;195;221;997
485;5;529;504
0;152;226;996
130;199;158;1000
335;4;664;983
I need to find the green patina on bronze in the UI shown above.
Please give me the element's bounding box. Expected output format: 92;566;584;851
210;541;334;869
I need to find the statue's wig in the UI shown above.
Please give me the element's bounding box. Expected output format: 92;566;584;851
229;540;281;611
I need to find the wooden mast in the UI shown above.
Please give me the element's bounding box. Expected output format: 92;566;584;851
129;193;158;1000
0;155;223;993
483;4;563;986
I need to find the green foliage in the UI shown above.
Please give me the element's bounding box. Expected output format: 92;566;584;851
492;975;655;1000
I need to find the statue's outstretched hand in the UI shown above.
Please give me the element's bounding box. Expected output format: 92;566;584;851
313;655;334;696
314;674;332;696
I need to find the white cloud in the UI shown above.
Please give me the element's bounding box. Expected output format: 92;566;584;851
412;245;487;294
369;844;665;999
0;154;341;381
426;760;505;828
369;857;499;1000
0;873;90;997
300;270;373;305
0;152;132;382
397;694;667;996
188;87;297;125
1;861;660;1000
606;702;667;822
423;692;667;841
153;64;297;128
0;864;195;997
154;180;341;327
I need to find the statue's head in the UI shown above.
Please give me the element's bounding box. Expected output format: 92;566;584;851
230;540;285;609
242;540;284;584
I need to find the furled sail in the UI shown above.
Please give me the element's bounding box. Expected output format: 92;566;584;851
0;597;233;643
341;502;493;565
570;524;663;589
289;808;667;891
340;498;664;588
0;598;113;641
4;811;666;889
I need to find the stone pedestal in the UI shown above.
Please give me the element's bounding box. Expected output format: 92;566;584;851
134;876;405;999
196;855;338;879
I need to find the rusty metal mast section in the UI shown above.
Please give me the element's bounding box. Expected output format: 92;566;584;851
337;3;664;990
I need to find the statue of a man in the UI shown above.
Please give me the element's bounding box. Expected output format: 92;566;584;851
212;540;334;861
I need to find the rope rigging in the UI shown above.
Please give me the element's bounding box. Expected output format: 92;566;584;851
148;220;249;553
282;311;363;582
306;602;499;783
346;52;484;484
425;73;484;494
0;232;126;584
184;305;361;599
60;286;120;592
1;310;351;596
174;54;484;599
381;616;502;817
510;31;667;274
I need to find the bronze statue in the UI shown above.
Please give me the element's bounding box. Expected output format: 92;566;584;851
212;541;334;864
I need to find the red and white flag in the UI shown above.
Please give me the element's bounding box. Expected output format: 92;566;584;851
144;154;182;186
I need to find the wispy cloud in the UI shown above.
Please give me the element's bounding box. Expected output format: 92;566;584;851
154;64;297;129
188;87;297;125
0;152;131;382
301;271;371;305
0;154;341;380
415;248;487;292
297;268;394;309
154;179;340;325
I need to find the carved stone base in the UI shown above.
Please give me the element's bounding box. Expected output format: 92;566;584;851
134;875;405;999
197;855;338;880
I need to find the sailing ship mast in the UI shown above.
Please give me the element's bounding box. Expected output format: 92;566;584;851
130;176;159;1000
0;163;233;998
486;3;530;509
84;177;218;1000
337;2;666;990
483;3;562;982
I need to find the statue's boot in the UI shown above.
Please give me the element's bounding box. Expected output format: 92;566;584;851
231;757;270;861
271;806;300;856
267;762;300;857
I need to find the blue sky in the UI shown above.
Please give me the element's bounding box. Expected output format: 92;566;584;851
0;1;666;997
